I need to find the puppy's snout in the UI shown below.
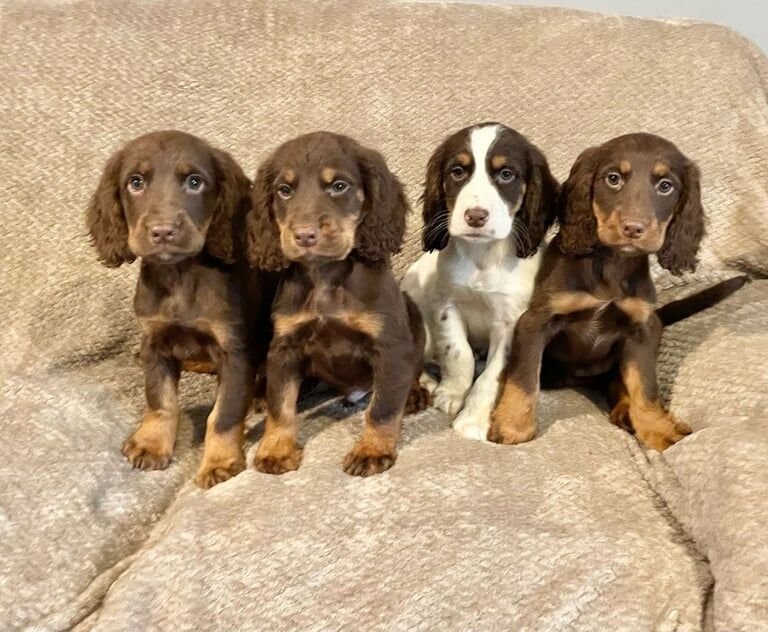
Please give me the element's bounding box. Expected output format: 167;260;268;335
464;206;489;228
621;220;647;240
149;222;179;245
293;226;319;248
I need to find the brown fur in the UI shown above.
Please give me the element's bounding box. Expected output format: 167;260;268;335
247;132;428;477
86;130;275;488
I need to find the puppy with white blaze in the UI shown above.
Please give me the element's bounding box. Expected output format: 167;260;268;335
401;122;558;440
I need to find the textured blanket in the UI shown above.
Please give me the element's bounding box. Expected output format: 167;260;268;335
1;1;767;630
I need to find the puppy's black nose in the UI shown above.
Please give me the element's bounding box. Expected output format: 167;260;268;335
294;227;318;248
464;206;489;228
621;221;647;239
149;223;179;244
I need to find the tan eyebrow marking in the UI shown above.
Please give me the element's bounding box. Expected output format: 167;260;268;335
491;155;507;169
321;168;336;184
652;162;669;176
618;160;632;174
283;169;295;184
456;153;471;166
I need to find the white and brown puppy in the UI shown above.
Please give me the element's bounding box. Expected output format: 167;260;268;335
401;123;557;440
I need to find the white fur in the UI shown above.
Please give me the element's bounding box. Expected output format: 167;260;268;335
401;124;543;441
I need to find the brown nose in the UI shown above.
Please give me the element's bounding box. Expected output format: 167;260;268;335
294;227;318;248
621;221;647;239
464;207;489;228
149;223;179;244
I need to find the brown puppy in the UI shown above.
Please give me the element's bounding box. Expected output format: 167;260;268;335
87;130;273;488
489;132;741;451
247;131;428;476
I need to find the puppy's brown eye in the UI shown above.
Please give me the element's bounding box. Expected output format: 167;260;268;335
605;172;622;188
185;174;204;193
656;179;675;195
450;165;466;181
330;180;350;196
498;168;516;183
128;174;144;193
277;184;294;199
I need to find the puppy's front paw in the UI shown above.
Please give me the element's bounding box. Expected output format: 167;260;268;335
487;407;536;445
342;444;396;477
195;454;245;489
122;411;176;470
433;381;469;417
405;384;431;414
634;411;692;452
254;434;302;475
452;406;491;442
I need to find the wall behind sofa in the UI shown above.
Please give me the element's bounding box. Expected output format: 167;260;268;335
474;1;768;52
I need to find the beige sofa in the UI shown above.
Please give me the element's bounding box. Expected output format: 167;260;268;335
1;1;767;630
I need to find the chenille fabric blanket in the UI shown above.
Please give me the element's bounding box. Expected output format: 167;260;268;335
1;1;767;630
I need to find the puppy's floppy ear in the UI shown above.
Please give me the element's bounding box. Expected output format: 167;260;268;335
557;146;600;256
206;147;250;264
86;148;135;267
513;145;558;257
421;140;450;252
354;145;410;262
657;161;705;275
246;156;290;271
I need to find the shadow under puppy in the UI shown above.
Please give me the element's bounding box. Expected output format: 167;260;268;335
87;130;274;488
490;132;746;451
247;131;429;476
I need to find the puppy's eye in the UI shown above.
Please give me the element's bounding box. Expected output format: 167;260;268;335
185;174;204;193
127;174;144;193
497;168;516;183
605;172;622;189
329;180;350;196
656;179;675;195
277;184;294;199
449;165;466;181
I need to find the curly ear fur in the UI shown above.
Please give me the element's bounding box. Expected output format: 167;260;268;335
205;148;250;264
513;146;558;257
354;146;410;262
420;141;450;252
246;157;290;271
557;147;600;256
656;161;705;275
86;149;134;267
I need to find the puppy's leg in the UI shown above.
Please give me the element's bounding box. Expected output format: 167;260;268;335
343;337;415;476
432;302;474;417
488;310;555;445
195;349;251;489
453;325;511;441
254;344;303;474
618;314;691;451
404;292;431;414
123;338;180;470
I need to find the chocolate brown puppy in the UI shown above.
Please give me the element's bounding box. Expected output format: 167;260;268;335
489;132;745;451
247;131;428;476
87;130;274;488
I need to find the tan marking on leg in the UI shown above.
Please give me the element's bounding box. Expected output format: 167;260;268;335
549;291;605;315
652;162;669;176
623;362;691;451
196;405;245;489
491;155;507;169
182;360;217;374
122;409;178;470
343;411;401;476
456;152;471;166
254;381;302;474
616;297;654;324
338;310;384;338
321;167;336;184
618;160;632;174
274;311;316;338
488;380;537;444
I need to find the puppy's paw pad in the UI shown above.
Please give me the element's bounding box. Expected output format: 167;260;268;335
452;409;490;442
195;457;245;489
122;437;172;471
254;449;302;475
342;449;396;477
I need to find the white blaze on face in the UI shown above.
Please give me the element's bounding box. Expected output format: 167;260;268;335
449;124;515;240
